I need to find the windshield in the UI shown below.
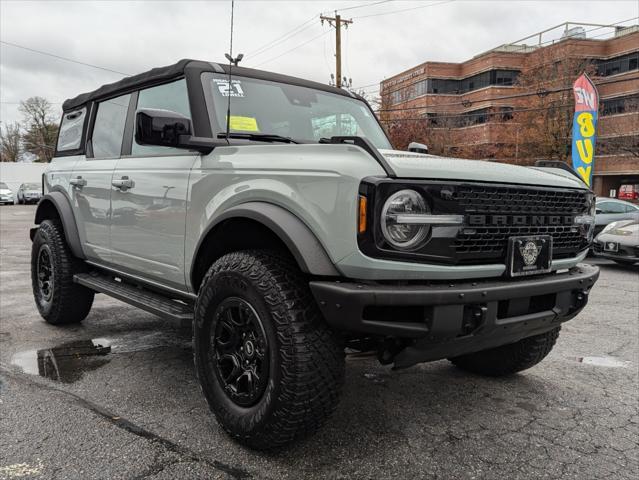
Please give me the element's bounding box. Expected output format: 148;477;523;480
205;73;392;150
24;183;40;190
0;182;8;189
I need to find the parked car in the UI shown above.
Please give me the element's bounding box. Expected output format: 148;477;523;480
29;59;599;450
593;220;639;265
618;183;639;201
0;182;14;205
594;197;639;236
17;183;42;204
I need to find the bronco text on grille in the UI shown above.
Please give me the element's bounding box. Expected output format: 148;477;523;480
453;184;592;263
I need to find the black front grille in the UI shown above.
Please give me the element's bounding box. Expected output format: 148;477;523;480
454;185;588;214
452;185;591;263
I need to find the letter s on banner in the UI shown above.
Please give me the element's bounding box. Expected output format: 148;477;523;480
571;74;599;187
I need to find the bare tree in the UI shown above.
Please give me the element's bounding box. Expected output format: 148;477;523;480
509;49;597;164
19;97;58;162
0;122;22;162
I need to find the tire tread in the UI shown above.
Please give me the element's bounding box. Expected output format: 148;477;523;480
450;327;560;376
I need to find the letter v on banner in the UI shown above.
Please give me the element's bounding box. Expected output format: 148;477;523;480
571;73;599;187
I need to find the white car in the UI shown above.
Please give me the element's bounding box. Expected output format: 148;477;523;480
17;183;43;204
0;182;14;205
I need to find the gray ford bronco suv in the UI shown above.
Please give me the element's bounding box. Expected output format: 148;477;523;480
31;59;599;449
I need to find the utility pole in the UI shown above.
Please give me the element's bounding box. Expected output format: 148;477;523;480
320;13;353;88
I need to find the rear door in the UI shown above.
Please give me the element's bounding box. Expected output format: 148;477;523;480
70;94;131;263
110;79;198;290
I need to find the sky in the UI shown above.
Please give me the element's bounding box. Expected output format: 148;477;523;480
1;0;638;125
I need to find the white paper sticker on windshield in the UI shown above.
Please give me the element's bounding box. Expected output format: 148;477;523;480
213;79;244;97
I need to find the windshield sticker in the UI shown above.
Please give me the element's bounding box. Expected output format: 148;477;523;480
214;79;244;97
229;115;259;132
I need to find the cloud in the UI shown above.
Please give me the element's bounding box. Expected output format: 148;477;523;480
1;0;636;124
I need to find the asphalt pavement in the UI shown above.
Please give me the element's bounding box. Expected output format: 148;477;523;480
1;204;637;479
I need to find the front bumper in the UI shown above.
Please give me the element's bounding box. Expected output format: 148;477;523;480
310;264;599;367
592;241;638;262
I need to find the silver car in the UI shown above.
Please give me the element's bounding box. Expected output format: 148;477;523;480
29;59;600;449
593;220;639;265
594;197;639;236
17;183;42;204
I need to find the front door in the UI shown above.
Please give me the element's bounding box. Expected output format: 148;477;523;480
109;80;197;290
70;93;131;264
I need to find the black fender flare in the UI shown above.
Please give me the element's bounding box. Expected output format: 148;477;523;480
192;202;340;283
33;192;85;259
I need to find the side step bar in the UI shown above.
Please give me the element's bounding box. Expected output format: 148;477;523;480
74;273;194;322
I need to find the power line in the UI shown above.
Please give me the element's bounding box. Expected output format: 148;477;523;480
253;29;330;68
337;0;394;12
0;40;130;76
353;0;455;19
245;15;318;58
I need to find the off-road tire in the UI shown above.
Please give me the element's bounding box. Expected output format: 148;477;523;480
193;250;344;450
31;219;94;324
449;327;560;376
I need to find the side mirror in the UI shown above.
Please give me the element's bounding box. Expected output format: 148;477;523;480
595;208;603;215
135;109;192;148
408;142;429;154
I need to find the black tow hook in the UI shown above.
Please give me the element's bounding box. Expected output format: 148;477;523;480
575;290;589;309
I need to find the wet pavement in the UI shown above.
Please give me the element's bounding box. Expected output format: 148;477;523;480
1;204;638;479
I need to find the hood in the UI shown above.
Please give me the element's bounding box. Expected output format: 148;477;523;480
0;189;13;195
24;189;41;194
379;150;587;189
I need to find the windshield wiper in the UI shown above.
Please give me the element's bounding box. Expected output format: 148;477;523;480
218;132;299;144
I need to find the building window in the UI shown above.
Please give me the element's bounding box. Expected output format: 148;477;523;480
426;106;514;128
597;52;639;76
601;94;639;116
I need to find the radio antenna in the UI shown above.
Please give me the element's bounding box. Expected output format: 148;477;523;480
224;0;243;141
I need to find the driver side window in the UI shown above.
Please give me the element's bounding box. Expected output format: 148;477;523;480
132;79;191;156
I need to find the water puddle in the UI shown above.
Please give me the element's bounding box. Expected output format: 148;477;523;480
575;356;631;368
10;332;192;383
11;339;112;383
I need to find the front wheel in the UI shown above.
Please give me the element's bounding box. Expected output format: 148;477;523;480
193;250;344;450
31;220;94;325
449;327;560;376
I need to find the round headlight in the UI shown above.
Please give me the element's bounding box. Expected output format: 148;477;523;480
381;189;429;250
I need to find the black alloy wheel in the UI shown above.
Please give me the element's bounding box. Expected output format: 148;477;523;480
36;244;54;307
212;297;269;407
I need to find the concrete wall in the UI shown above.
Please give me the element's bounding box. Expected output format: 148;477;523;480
0;163;48;196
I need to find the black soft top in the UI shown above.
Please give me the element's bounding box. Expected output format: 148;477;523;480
62;58;355;111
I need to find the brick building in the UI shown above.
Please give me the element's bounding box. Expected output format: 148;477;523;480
379;22;639;198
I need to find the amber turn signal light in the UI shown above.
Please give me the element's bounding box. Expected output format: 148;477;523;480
358;195;367;234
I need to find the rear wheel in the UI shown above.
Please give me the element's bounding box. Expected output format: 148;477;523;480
31;220;94;325
449;327;560;376
194;250;344;449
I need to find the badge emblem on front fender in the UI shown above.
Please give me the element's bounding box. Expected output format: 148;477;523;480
519;241;542;266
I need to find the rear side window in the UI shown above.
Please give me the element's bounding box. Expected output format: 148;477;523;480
132;79;191;156
57;107;87;153
92;94;131;159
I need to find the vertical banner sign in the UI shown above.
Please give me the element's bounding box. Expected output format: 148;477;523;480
571;74;599;186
